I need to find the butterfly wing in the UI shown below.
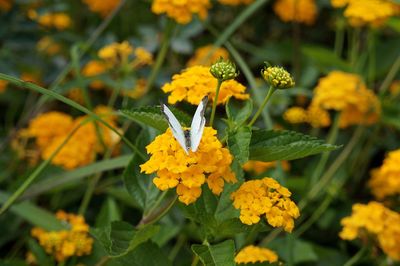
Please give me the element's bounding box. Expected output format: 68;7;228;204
161;104;189;154
190;96;208;152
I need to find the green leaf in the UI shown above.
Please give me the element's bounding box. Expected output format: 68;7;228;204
92;221;159;258
249;130;340;162
192;240;236;266
227;126;252;165
27;238;53;266
119;106;191;131
114;241;172;266
268;237;318;264
0;192;64;230
226;99;253;125
95;197;121;228
301;45;350;72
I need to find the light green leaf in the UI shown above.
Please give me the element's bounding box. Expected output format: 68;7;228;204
119;106;191;131
301;45;350;72
192;240;236;266
227;126;252;165
249;130;340;162
226;99;253;125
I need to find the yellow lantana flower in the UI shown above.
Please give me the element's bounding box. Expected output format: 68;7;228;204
82;0;121;16
98;41;134;66
331;0;399;27
31;211;93;262
340;201;400;261
140;127;237;205
283;105;331;128
82;60;108;89
0;79;8;93
243;160;290;174
273;0;318;25
235;245;278;264
151;0;211;24
218;0;254;5
231;177;300;232
37;13;72;30
368;149;400;200
187;45;229;67
312;71;380;128
162;66;249;105
37;37;62;55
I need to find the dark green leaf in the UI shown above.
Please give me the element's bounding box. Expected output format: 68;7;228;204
227;126;252;165
301;45;350;72
249;130;340;162
95;197;121;228
192;240;236;266
114;241;172;266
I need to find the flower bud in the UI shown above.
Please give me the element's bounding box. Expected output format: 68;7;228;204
210;58;238;81
262;65;295;89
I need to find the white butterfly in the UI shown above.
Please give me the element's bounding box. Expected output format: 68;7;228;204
161;96;208;154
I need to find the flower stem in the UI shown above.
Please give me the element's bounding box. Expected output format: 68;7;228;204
209;79;223;126
144;19;175;93
248;86;276;127
343;245;368;266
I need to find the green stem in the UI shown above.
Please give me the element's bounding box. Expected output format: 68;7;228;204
334;18;345;57
378;54;400;96
144;19;175;93
0;73;144;159
169;235;186;261
309;113;340;185
367;29;376;86
204;23;273;129
349;28;361;69
209;80;223;126
0;119;88;216
136;195;178;228
144;191;168;217
343;246;367;266
248;86;276;127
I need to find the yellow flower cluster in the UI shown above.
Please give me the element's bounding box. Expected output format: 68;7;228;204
0;0;12;11
98;41;153;69
187;45;229;67
283;105;331;128
331;0;399;27
82;0;121;16
82;60;108;89
37;37;62;55
25;107;120;169
0;79;8;93
140;127;237;205
312;71;380;128
162;66;249;105
369;149;400;200
31;211;93;262
235;245;278;264
122;78;147;99
218;0;254;6
151;0;211;24
231;177;300;232
390;80;400;96
243;160;290;174
273;0;318;25
340;201;400;261
37;12;72;30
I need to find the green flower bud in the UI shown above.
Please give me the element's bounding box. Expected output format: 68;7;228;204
210;58;238;81
261;65;295;89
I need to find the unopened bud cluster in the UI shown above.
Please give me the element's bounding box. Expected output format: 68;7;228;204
210;58;238;81
262;66;295;89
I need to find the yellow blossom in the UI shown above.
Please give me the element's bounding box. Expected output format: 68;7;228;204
36;37;62;55
82;0;121;16
98;41;134;67
133;47;153;67
332;0;399;27
37;13;72;30
369;149;400;200
389;80;400;96
235;245;278;264
312;71;380;128
273;0;318;25
140;127;237;205
187;45;230;67
67;88;85;104
31;211;93;262
231;177;300;232
306;104;331;128
243;160;290;174
0;79;8;93
283;107;308;124
82;60;107;89
0;0;12;11
162;66;249;105
151;0;211;24
340;201;400;261
218;0;254;5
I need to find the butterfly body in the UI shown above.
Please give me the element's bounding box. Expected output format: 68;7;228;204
162;96;208;154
